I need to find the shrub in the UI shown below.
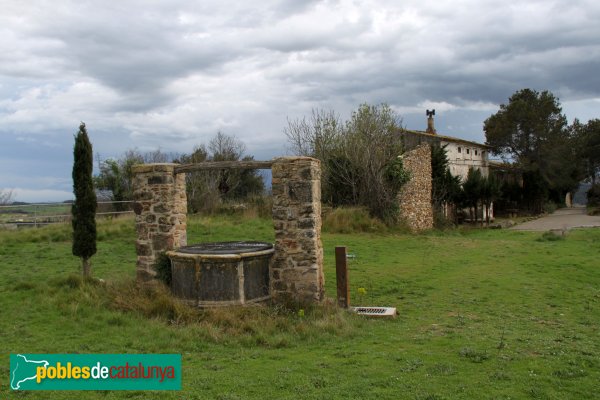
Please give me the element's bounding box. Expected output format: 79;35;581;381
587;184;600;207
543;201;558;214
459;347;490;363
322;207;388;234
537;230;566;242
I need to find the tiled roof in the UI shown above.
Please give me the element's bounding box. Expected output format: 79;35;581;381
402;129;492;149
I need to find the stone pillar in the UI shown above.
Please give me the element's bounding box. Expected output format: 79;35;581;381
271;157;324;305
132;163;187;281
398;144;434;231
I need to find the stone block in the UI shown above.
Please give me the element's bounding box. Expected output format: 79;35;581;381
287;181;312;203
133;202;143;215
272;281;288;291
158;224;172;233
298;218;315;229
152;233;174;251
135;241;152;256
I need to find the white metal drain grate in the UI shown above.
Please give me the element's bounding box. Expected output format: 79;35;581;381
352;307;397;317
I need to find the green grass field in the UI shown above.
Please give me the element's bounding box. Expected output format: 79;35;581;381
0;203;72;223
1;215;599;399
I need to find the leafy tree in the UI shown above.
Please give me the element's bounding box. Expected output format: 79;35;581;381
325;155;360;206
342;104;409;222
286;104;410;223
72;122;97;278
496;179;523;215
480;174;502;225
521;169;548;214
231;156;266;199
431;144;463;223
572;118;600;184
462;168;484;224
95;153;143;211
588;184;600;207
484;89;579;211
95;149;171;210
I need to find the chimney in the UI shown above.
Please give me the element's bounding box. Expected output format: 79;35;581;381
426;109;436;134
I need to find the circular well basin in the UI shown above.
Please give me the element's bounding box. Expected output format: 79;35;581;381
166;241;274;307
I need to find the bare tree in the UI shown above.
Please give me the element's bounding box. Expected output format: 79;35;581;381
209;131;245;160
285;109;343;204
284;109;341;158
142;148;171;163
176;132;264;213
0;188;13;205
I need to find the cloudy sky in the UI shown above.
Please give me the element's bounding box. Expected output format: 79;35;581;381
1;0;599;202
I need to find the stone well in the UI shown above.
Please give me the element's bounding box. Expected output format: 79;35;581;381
132;157;324;306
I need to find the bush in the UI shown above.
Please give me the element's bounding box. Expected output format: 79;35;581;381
588;184;600;207
537;230;566;242
322;207;388;234
433;211;456;230
543;201;558;214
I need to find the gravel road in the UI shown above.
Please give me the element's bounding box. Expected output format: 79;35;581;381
510;206;600;231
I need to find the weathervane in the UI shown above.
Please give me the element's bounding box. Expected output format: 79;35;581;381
426;109;436;134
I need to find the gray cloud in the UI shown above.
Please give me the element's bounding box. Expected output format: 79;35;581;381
1;0;600;201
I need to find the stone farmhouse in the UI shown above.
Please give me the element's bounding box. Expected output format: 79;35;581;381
399;110;493;221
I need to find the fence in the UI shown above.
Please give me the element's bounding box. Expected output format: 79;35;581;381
0;201;134;227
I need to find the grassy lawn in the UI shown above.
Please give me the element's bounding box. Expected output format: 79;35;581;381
1;215;599;399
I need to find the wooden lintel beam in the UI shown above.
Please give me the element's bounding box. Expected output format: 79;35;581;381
174;160;273;174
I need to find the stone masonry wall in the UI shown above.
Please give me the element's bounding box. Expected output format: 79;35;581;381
132;163;187;281
398;144;434;231
271;157;324;305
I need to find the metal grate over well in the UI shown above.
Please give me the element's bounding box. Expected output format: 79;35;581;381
176;241;273;255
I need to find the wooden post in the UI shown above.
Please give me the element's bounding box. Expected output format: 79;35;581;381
335;246;349;308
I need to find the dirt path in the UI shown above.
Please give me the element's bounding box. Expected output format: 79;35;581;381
511;206;600;231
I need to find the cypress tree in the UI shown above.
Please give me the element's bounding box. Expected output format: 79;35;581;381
72;122;97;277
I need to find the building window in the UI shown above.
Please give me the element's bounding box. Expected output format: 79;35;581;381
466;148;470;155
475;150;478;156
457;147;461;153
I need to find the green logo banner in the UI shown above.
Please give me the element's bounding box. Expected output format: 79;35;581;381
10;354;181;391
